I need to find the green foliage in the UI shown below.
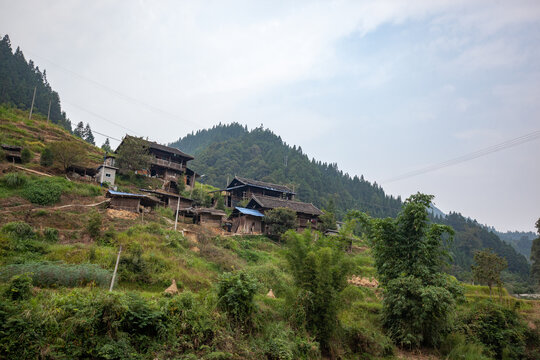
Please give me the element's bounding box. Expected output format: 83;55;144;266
317;210;337;232
42;227;59;242
21;176;64;205
531;220;540;290
472;249;508;296
39;146;53;166
217;271;258;325
4;273;33;300
2;221;35;240
0;35;72;130
115;136;152;172
284;230;352;351
263;207;297;239
49;140;87;172
86;210;103;239
440;334;491;360
170;123;402;219
20;147;31;163
1;171;28;188
0;262;113;288
363;193;464;347
191;187;212;207
456;300;528;359
437;212;530;282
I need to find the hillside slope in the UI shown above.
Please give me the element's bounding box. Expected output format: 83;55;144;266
170;125;402;218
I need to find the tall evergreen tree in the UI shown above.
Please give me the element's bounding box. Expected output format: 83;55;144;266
101;138;112;153
83;123;95;145
74;122;84;138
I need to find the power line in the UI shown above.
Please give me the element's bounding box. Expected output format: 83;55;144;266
63;99;142;136
382;129;540;184
91;130;122;142
27;51;199;127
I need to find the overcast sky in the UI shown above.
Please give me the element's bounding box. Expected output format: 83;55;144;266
2;0;539;232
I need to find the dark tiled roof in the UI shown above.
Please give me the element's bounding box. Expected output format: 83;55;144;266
122;135;194;160
249;195;323;216
233;176;295;194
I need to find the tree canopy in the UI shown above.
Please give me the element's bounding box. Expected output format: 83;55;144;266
359;193;464;347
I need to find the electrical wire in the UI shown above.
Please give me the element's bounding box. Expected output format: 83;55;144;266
27;51;199;127
382;129;540;184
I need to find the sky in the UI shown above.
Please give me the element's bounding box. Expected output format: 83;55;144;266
1;0;539;232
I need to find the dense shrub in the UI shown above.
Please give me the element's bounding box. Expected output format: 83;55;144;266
217;271;258;325
440;334;491;360
86;210;103;239
40;147;54;167
0;262;113;288
20;148;31;163
21;177;64;205
1;172;28;188
1;221;35;240
285;231;352;352
4;273;33;300
42;227;59;242
457;300;527;359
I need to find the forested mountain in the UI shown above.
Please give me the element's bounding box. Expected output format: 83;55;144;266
169;123;248;156
170;124;402;218
171;123;532;283
495;230;536;261
437;212;531;282
0;34;71;131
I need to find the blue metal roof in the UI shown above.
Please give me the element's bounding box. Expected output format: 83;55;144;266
107;190;147;198
235;207;264;217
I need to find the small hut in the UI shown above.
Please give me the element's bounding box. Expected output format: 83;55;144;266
230;207;264;234
179;207;226;228
106;190;161;212
140;189;193;212
1;144;22;163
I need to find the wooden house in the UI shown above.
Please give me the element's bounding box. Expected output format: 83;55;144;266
230;207;264;234
1;144;22;163
246;195;323;231
217;176;296;208
116;135;197;192
106;190;161;213
179;207;227;228
140;189;193;211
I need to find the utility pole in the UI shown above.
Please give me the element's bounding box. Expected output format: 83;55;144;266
28;86;36;120
109;245;122;292
174;194;181;231
46;99;51;123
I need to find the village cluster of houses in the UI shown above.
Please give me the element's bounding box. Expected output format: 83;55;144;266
102;137;323;235
2;137;323;235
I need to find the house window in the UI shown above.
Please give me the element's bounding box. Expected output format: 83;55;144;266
106;173;111;177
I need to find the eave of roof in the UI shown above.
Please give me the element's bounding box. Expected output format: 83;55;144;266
232;176;296;194
249;195;323;216
121;135;194;160
234;207;264;217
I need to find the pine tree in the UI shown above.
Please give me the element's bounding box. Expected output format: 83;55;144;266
101;138;112;153
83;123;95;145
74;121;84;138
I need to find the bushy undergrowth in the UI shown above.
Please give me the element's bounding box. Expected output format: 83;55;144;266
455;299;531;359
0;172;101;205
0;262;112;288
217;271;258;326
